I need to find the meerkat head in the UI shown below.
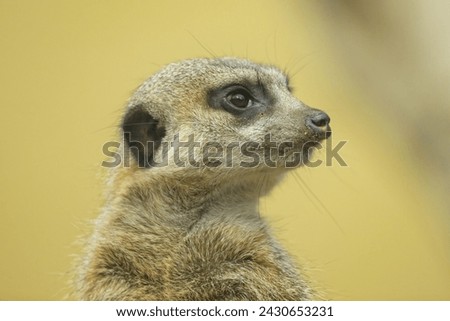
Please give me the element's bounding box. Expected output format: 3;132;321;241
120;57;330;180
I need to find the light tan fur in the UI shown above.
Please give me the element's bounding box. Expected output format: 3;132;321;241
74;57;330;300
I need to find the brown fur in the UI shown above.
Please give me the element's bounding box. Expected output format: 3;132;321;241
74;57;330;300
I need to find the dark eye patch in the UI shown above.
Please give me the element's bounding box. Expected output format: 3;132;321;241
207;82;271;118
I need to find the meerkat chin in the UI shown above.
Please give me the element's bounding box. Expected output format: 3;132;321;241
74;57;331;300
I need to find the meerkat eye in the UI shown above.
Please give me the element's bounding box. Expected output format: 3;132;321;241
226;89;252;108
208;84;263;116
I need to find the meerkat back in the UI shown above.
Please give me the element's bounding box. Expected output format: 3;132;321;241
75;57;331;300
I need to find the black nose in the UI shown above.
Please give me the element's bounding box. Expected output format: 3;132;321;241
311;112;330;127
306;111;331;138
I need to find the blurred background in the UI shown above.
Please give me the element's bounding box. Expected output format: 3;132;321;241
0;0;448;300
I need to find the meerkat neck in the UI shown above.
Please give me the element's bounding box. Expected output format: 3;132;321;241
112;169;283;230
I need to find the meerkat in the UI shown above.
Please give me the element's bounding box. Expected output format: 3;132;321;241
75;57;331;300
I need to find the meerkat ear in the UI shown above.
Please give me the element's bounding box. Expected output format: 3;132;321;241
122;105;166;168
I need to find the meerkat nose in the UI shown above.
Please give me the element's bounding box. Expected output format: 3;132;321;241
306;111;331;138
310;111;330;127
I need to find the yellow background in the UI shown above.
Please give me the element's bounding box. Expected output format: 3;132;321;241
0;0;449;300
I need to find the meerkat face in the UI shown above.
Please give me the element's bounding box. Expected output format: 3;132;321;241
121;57;330;175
